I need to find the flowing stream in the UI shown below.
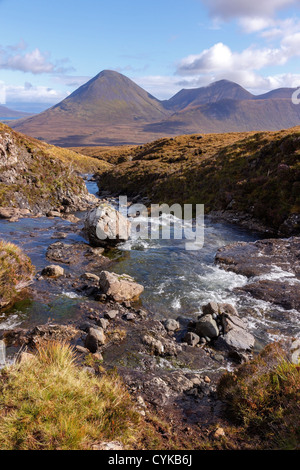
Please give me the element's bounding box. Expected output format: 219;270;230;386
0;178;299;349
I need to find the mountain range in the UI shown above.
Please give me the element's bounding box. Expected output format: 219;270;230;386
0;105;32;121
12;70;300;146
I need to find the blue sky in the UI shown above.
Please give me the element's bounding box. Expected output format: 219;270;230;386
1;0;300;111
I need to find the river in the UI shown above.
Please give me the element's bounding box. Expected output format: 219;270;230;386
0;178;299;349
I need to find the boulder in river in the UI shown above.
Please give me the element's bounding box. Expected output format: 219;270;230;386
84;204;131;247
195;314;219;339
214;307;255;354
188;302;255;359
99;271;144;302
41;265;64;278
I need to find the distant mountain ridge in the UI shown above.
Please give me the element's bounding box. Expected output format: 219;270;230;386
0;105;32;120
165;79;254;111
12;70;300;146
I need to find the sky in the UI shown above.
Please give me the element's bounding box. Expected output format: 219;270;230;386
1;0;300;112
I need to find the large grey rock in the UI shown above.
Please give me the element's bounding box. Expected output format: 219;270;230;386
164;319;180;332
221;312;248;334
84;204;131;247
215;311;255;352
195;314;219;339
85;327;106;353
99;271;144;302
216;328;255;352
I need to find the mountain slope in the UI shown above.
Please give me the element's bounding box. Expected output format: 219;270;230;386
56;70;168;122
0;122;108;214
254;88;298;100
145;98;300;135
13;70;171;146
165;80;253;111
12;71;300;146
0;105;32;120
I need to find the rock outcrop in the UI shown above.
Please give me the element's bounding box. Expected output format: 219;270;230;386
0;123;97;215
187;302;255;360
216;237;300;311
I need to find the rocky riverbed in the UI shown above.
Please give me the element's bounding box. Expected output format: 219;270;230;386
216;237;300;311
0;180;299;440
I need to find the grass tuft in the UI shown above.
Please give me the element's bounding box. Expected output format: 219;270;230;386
0;341;142;450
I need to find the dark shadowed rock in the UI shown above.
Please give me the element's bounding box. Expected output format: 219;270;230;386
184;332;200;347
85;327;106;353
195;315;219;339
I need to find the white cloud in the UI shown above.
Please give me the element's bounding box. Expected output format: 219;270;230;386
4;83;67;103
201;0;297;21
201;0;299;32
176;42;290;76
239;17;275;33
0;43;73;74
177;27;300;77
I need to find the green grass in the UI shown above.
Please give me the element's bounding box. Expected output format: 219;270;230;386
0;341;212;450
0;342;142;450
